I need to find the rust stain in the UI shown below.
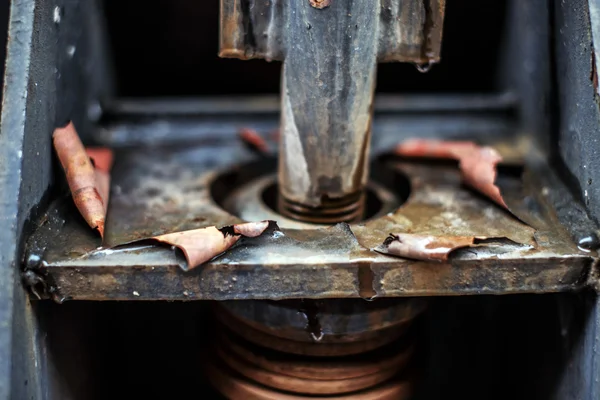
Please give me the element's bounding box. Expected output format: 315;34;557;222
357;263;376;299
309;0;331;9
219;7;246;59
592;50;598;91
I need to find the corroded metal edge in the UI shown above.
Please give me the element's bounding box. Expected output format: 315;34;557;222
22;140;598;301
41;252;593;301
219;0;445;64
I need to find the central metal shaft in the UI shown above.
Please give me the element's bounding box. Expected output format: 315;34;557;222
219;0;445;224
277;0;380;223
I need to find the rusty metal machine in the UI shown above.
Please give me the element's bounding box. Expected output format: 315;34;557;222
3;0;600;399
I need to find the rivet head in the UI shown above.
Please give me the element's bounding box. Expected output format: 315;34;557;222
25;253;42;270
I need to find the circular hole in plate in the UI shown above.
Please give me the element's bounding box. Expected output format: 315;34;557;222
210;157;411;229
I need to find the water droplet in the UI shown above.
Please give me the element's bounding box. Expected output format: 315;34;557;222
414;61;433;73
577;233;600;252
53;6;61;24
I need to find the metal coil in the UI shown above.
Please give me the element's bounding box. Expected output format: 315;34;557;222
206;299;424;399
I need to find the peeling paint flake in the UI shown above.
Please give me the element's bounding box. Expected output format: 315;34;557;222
52;122;114;239
150;220;277;271
375;233;487;262
239;128;270;155
395;139;511;211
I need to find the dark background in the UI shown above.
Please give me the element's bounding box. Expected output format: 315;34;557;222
103;0;507;97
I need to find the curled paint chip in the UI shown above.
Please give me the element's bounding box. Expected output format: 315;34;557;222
374;233;480;262
53;122;113;239
151;221;275;271
396;139;509;210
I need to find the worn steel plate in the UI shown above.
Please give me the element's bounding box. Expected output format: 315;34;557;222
23;141;596;301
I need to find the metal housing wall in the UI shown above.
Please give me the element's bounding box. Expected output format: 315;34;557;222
1;0;600;399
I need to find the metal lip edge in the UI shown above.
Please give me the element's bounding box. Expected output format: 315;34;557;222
37;252;594;300
101;92;518;117
96;114;516;148
47;287;589;301
39;253;594;270
42;276;591;302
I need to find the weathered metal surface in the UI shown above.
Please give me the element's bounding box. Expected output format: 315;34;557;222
102;93;517;118
589;0;600;98
96;94;517;151
219;0;285;61
220;0;445;217
225;174;402;230
277;0;379;211
219;0;445;64
103;144;252;247
1;0;61;398
23;141;596;301
554;0;600;226
378;0;446;64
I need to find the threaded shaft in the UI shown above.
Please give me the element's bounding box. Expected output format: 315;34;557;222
278;191;366;224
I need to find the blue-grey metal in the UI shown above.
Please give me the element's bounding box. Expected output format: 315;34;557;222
0;0;113;399
0;1;50;398
501;1;600;395
554;0;600;226
499;0;552;156
553;0;600;398
554;292;600;400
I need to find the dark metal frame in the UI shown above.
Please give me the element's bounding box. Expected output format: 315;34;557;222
2;0;600;399
21;138;595;301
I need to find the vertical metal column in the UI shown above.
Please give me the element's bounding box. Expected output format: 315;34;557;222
220;0;445;224
277;1;380;223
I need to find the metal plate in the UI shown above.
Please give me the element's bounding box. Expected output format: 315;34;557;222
23;139;596;301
